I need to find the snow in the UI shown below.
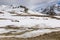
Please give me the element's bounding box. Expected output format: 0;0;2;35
0;5;60;38
0;15;60;28
16;29;60;38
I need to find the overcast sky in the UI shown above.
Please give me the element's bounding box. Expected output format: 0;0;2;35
0;0;58;9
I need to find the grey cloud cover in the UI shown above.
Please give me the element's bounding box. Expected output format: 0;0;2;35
0;0;58;9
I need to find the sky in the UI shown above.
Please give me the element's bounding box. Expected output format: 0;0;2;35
0;0;59;10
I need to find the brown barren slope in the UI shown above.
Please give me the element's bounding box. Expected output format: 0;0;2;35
0;31;60;40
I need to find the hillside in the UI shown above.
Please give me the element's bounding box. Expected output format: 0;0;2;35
0;5;60;39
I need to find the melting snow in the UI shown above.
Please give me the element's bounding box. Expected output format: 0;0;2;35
0;5;60;38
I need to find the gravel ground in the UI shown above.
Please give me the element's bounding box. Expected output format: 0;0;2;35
0;31;60;40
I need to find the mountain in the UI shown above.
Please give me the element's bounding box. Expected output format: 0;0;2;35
0;0;58;9
31;0;58;12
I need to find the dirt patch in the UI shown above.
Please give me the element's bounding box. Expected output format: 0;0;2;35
0;31;60;40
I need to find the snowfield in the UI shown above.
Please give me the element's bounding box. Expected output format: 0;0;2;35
0;5;60;38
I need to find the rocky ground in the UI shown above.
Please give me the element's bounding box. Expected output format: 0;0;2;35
0;31;60;40
0;5;60;40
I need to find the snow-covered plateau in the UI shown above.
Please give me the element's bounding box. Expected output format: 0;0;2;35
0;5;60;38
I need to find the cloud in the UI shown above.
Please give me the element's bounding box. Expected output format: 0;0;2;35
0;0;58;9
